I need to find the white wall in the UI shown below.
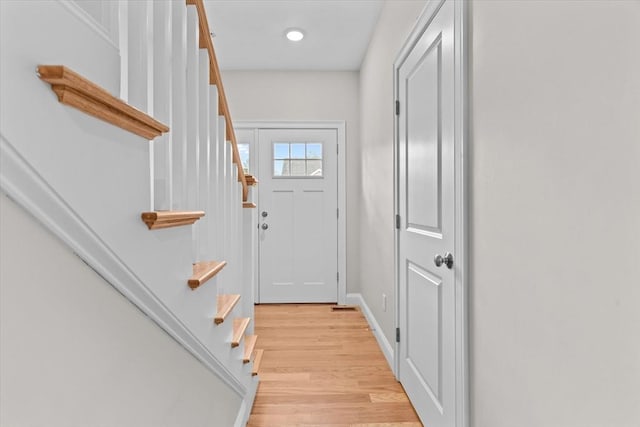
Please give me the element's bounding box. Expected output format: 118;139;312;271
0;196;242;427
469;1;640;426
222;70;361;292
358;0;427;350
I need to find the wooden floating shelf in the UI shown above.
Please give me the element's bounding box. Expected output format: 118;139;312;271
214;294;240;325
188;260;226;290
252;349;264;376
37;65;169;140
243;335;258;364
231;317;251;348
242;202;257;209
141;211;205;230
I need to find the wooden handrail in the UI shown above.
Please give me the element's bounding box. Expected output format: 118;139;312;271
187;0;249;202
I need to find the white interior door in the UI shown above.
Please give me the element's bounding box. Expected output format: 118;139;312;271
258;128;338;303
397;1;460;426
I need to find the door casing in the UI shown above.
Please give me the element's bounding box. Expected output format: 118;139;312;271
234;121;347;305
393;1;468;426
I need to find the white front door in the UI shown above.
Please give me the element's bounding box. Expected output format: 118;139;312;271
396;1;464;426
257;128;338;303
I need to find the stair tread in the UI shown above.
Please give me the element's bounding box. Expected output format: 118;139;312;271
243;335;258;363
214;294;240;325
231;317;251;348
252;349;264;376
188;260;227;289
141;210;205;230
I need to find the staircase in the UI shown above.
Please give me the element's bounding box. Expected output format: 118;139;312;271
0;0;262;425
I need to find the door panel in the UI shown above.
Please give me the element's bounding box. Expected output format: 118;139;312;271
397;1;456;426
407;261;443;408
406;37;442;233
258;129;338;303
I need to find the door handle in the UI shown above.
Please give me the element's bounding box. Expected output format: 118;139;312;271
261;223;269;230
434;252;453;269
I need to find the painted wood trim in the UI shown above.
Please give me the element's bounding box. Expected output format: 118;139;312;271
231;317;251;348
140;210;205;230
251;349;264;376
242;202;256;209
242;335;258;363
188;260;227;289
214;294;241;325
185;0;248;201
0;135;245;397
37;65;169;140
346;293;394;373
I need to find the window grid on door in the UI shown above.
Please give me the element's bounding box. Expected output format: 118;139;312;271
273;142;323;178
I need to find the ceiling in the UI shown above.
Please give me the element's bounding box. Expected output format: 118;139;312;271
204;0;384;71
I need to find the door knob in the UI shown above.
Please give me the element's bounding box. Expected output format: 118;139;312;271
261;223;269;230
261;211;268;218
434;252;453;269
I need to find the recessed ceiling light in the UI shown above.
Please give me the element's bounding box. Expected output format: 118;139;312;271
285;29;304;42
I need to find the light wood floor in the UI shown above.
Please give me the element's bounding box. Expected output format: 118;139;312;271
248;304;422;427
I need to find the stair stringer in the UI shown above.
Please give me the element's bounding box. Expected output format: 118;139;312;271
0;0;254;400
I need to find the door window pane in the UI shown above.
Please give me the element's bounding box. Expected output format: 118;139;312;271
290;160;306;175
307;159;323;176
238;143;250;174
274;143;289;159
307;143;322;159
274;160;288;176
291;143;306;159
272;142;324;178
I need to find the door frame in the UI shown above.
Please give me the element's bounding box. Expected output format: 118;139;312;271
234;120;347;305
393;1;468;426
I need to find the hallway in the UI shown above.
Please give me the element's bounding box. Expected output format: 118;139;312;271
248;304;421;426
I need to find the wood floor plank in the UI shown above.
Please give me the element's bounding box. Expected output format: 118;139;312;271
248;304;422;426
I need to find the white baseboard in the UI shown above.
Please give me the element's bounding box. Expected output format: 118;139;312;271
346;293;395;375
234;376;259;427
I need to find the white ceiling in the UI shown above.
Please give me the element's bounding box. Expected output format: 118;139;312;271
204;0;384;71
